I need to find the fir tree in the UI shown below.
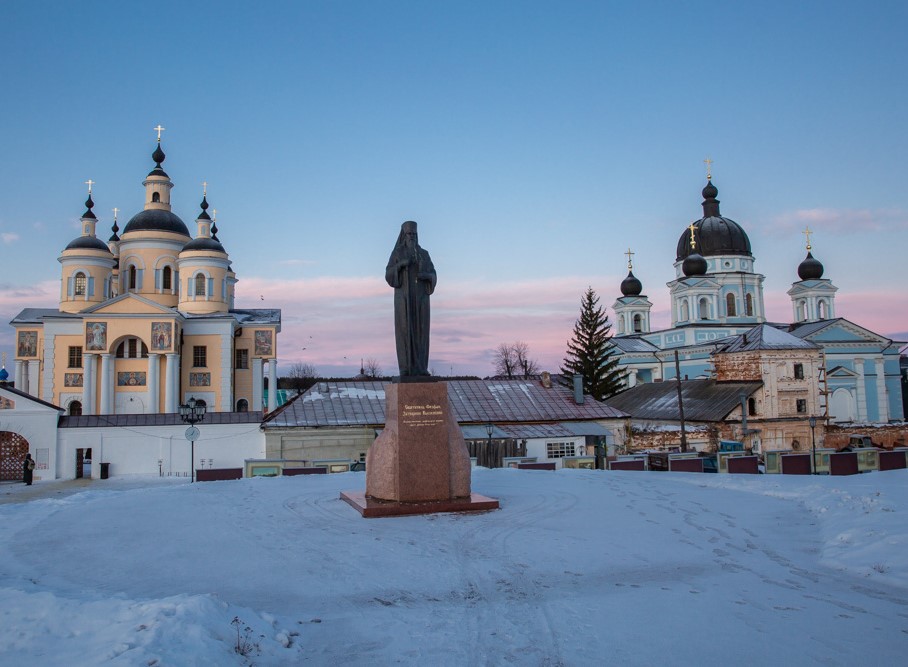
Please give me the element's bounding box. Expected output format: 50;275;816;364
560;287;624;400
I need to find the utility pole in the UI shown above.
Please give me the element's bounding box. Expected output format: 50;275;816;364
674;350;688;452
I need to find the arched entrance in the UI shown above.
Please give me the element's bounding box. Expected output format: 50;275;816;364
0;432;30;481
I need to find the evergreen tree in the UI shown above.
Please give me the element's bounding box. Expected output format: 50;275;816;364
560;287;624;400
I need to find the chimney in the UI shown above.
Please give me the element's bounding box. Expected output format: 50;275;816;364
573;373;585;404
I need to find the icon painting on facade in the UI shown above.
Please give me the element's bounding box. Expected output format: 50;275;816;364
151;322;173;351
86;322;107;351
254;330;273;356
17;331;38;357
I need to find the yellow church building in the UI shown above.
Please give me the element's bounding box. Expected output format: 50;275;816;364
10;134;281;416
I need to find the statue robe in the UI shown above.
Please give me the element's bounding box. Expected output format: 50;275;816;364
385;242;436;377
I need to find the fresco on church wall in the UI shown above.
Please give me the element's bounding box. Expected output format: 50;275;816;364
64;373;83;387
254;330;273;356
86;323;107;351
189;372;211;387
0;397;14;410
17;331;38;357
117;372;146;386
150;322;172;351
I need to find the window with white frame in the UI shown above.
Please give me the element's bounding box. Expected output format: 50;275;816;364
194;273;207;296
546;441;576;458
73;272;87;296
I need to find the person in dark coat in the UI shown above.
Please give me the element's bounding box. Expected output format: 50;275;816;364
23;453;34;485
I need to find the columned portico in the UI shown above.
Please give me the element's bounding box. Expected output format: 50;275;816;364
100;354;114;414
268;358;278;412
148;353;161;413
82;353;96;415
164;353;179;412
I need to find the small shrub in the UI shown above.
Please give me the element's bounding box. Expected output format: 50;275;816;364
231;616;259;657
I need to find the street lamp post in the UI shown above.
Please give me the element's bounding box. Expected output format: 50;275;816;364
808;416;817;475
485;422;494;455
179;397;207;482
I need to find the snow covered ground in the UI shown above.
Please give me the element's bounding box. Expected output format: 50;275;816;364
1;468;907;665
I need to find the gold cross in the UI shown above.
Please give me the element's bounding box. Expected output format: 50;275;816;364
212;208;217;221
2;351;6;366
688;222;698;250
624;247;635;270
85;179;94;194
112;207;119;221
202;181;208;196
154;124;166;141
803;226;813;250
704;156;713;180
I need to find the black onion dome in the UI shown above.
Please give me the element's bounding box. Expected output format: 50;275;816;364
109;218;120;242
797;251;824;280
182;236;226;253
620;270;643;296
123;209;190;236
676;180;752;260
65;235;112;252
210;220;219;241
682;252;708;277
197;196;211;221
82;194;96;220
147;143;169;177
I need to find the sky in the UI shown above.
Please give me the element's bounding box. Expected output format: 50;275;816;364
1;1;907;377
1;469;907;664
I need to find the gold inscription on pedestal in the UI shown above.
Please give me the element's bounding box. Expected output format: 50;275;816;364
401;403;445;428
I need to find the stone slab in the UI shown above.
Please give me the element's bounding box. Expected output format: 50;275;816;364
340;490;499;518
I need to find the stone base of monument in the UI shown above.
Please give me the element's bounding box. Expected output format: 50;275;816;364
340;381;499;518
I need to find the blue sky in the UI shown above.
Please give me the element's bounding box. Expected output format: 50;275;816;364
2;1;907;377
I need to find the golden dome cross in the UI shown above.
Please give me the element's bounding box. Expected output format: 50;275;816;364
704;156;713;180
154;124;166;141
688;222;698;250
803;226;813;251
624;247;635;270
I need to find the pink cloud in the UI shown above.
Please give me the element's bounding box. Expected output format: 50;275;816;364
1;233;20;244
768;208;908;236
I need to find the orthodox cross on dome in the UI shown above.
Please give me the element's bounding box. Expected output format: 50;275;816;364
704;156;713;181
2;351;6;366
624;247;635;270
85;179;95;194
211;208;217;221
202;181;208;196
112;207;119;221
688;222;698;250
154;124;166;142
803;226;813;251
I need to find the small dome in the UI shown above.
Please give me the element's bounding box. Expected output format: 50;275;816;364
65;235;113;252
797;251;824;280
0;366;9;382
123;209;190;236
682;252;708;277
152;143;166;165
676;180;752;260
620;270;643;296
182;237;226;253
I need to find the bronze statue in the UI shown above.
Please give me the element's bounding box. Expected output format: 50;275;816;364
385;221;436;377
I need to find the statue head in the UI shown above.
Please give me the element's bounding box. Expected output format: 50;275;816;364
401;220;418;249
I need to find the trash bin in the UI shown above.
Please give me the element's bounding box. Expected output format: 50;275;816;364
100;462;110;479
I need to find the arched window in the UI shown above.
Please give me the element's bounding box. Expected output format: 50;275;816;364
162;266;172;290
680;301;689;322
69;400;82;416
73;272;87;296
698;297;709;320
617;318;625;334
726;293;736;317
745;293;754;317
236;399;249;413
633;314;642;333
194;273;207;296
799;300;807;321
152;192;160;203
818;300;826;319
116;337;149;359
129;265;137;291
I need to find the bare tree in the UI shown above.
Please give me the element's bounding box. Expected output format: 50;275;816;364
493;341;539;379
364;357;383;378
282;362;319;395
512;341;540;378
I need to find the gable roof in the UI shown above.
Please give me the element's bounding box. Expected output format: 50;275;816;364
264;379;627;429
10;308;79;324
603;379;762;422
716;324;818;353
787;318;899;346
82;292;178;315
0;385;65;412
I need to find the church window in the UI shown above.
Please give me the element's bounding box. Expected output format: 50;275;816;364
68;346;83;369
194;273;207;296
618;319;625;335
818;300;826;319
73;272;87;296
68;401;82;416
193;345;207;368
633;314;642;333
680;301;689;321
162;266;172;290
745;293;754;317
748;397;757;416
235;349;249;369
698;297;709;320
794;363;804;380
116;337;148;359
236;398;249;412
128;338;137;358
128;265;137;291
796;399;807;414
152;192;160;203
726;293;736;317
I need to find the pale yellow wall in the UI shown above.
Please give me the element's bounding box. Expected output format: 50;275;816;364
182;333;224;405
59;252;114;313
53;334;85;399
235;327;277;360
178;255;229;314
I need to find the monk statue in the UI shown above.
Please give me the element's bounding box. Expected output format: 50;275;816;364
385;221;436;378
